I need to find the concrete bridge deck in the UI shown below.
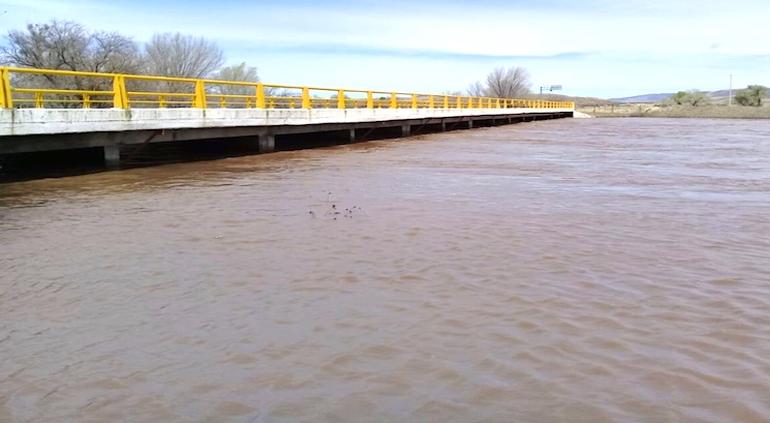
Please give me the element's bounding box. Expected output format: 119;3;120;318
0;66;574;168
0;107;573;166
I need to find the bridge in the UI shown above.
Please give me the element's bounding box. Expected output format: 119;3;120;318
0;67;574;168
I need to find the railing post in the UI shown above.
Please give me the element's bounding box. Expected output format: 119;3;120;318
0;68;13;109
411;94;417;109
256;83;265;108
367;91;374;109
193;80;207;108
496;99;501;108
337;89;346;109
487;98;492;108
456;96;462;109
390;92;397;109
112;75;128;109
467;97;473;108
443;95;449;109
429;95;434;109
302;87;311;109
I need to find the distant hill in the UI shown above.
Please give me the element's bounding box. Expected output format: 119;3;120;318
611;87;767;104
531;93;611;107
610;93;674;103
709;89;731;98
534;87;766;106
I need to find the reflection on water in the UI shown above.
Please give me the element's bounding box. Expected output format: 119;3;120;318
2;118;770;422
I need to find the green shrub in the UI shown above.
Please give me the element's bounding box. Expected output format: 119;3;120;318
735;85;767;107
670;90;709;106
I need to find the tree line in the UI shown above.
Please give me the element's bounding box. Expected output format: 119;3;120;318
670;86;767;107
0;20;259;94
1;20;537;101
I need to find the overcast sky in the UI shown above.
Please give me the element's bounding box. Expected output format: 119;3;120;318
1;0;768;98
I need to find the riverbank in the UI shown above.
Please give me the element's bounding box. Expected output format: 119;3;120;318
578;104;770;119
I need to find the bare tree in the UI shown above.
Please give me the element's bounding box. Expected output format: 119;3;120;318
466;81;485;97
1;20;141;108
1;20;141;89
211;62;259;95
485;66;530;98
144;33;224;78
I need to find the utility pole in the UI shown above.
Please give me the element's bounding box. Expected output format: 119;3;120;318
728;74;733;106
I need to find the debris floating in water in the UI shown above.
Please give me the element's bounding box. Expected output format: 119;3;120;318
308;192;364;220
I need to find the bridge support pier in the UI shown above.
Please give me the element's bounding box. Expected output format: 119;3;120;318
103;144;120;168
467;120;474;129
441;121;446;131
348;128;356;143
258;134;275;153
401;125;411;137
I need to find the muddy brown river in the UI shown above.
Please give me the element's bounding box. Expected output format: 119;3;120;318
1;118;770;422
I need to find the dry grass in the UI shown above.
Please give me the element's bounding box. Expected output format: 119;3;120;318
578;104;770;119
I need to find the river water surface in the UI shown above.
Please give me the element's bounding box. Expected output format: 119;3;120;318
2;118;770;422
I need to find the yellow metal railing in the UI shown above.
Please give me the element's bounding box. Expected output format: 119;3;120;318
0;66;575;111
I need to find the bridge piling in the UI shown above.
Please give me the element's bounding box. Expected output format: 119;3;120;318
103;145;120;168
258;134;275;153
401;125;411;137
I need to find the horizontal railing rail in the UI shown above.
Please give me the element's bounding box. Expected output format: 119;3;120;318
0;66;575;111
